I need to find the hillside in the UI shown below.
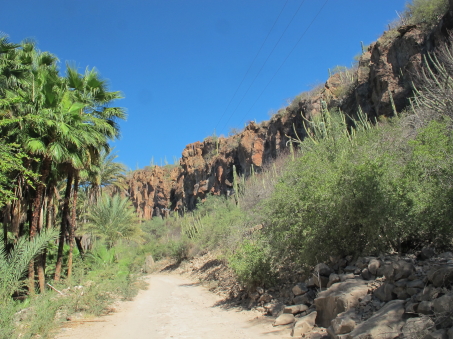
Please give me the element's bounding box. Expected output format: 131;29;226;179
127;7;453;219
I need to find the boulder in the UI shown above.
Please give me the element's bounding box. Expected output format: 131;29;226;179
314;280;368;328
283;304;309;315
402;316;435;337
425;329;448;339
407;279;425;289
448;326;453;339
264;302;285;317
291;311;317;337
293;293;313;306
328;273;341;287
344;266;359;274
418;286;440;301
393;286;409;300
355;257;369;269
433;295;453;314
419;247;436;260
314;263;334;277
383;260;415;281
249;292;260;301
374;283;395;302
292;283;308;296
361;268;373;280
273;313;295;326
258;293;272;303
405;302;419;313
418;301;434;315
313;274;329;289
368;258;381;275
329;309;359;335
407;287;421;296
344;300;405;339
339;273;355;281
428;266;453;287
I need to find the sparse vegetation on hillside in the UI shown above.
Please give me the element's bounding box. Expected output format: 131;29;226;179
406;0;449;26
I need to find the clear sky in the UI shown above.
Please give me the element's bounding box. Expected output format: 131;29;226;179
1;0;407;170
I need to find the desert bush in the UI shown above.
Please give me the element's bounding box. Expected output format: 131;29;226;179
406;0;448;26
229;239;276;289
260;111;453;271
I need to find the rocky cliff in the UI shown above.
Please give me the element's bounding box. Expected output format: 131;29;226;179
127;10;453;220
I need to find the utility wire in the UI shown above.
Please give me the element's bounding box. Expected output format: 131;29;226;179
220;0;307;133
243;0;329;121
214;0;289;132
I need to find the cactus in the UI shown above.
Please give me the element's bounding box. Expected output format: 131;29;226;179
388;89;398;117
233;165;239;206
289;139;294;161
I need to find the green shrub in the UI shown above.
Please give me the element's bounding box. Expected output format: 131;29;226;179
261;111;453;271
406;0;448;26
229;239;276;289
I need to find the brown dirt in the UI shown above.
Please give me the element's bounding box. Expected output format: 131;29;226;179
55;273;292;339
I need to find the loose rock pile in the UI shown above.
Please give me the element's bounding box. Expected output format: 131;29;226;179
252;249;453;338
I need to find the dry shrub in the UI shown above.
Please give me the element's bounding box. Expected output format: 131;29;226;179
238;151;291;217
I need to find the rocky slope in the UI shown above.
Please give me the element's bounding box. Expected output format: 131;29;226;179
154;246;453;338
127;9;453;219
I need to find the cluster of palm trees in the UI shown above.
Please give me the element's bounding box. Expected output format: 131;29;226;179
0;34;127;294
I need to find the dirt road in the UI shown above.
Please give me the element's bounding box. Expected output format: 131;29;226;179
56;274;291;339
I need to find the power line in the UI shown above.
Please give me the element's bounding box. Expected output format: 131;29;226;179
243;0;330;121
214;0;290;132
221;0;307;133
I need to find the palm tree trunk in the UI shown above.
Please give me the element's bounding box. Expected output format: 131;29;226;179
37;186;55;290
11;190;22;242
55;171;73;281
67;171;79;279
29;156;52;293
2;203;10;249
37;203;45;292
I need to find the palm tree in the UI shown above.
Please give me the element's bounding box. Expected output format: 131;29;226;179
0;227;57;303
85;194;142;249
82;148;127;202
56;65;126;280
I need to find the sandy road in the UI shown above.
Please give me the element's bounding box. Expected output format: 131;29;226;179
56;274;291;339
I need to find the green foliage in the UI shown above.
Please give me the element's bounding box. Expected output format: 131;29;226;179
229;239;276;289
406;0;448;26
261;113;453;270
0;228;58;303
85;194;143;248
0;140;36;207
2;243;145;339
0;229;58;338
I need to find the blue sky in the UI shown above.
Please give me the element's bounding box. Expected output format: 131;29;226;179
1;0;407;170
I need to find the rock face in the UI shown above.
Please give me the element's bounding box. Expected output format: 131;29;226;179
126;10;453;219
127;166;183;219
